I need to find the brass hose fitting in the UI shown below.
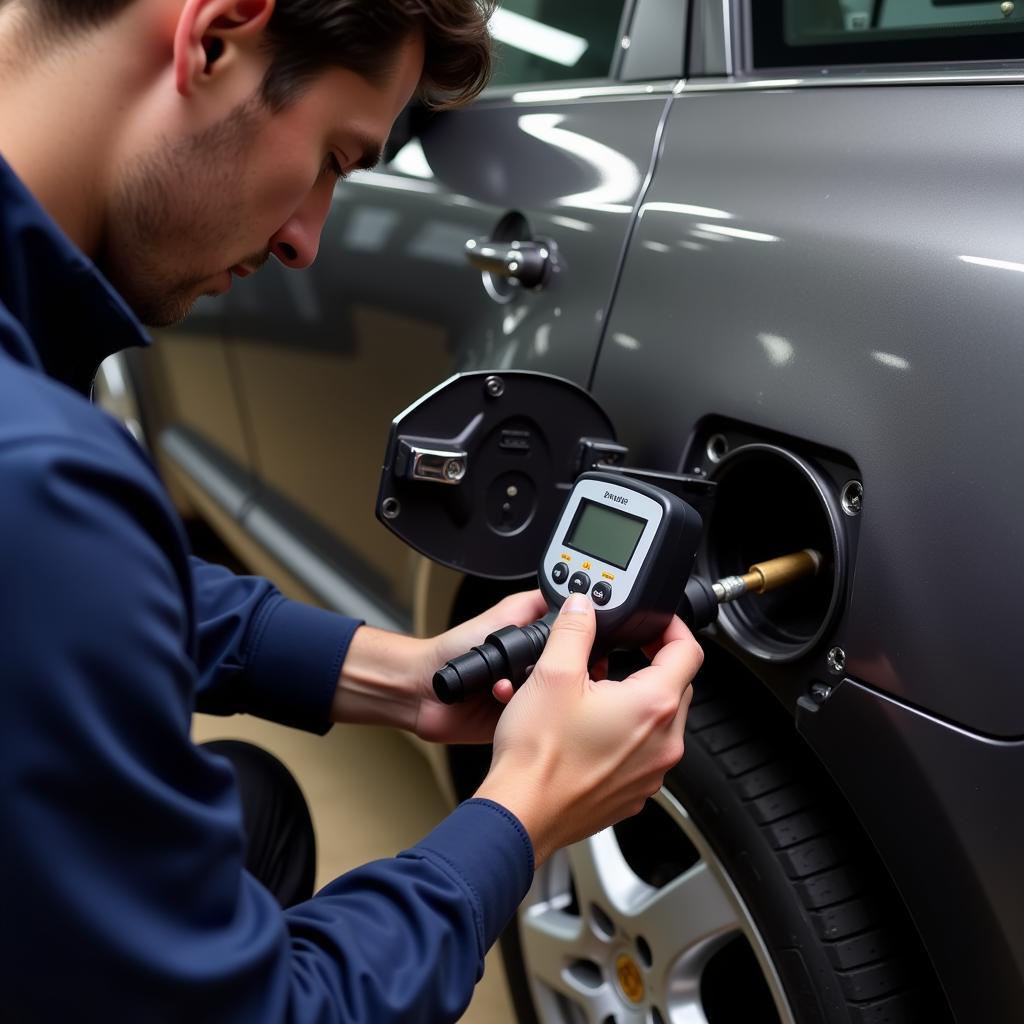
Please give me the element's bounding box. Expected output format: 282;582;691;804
712;549;821;605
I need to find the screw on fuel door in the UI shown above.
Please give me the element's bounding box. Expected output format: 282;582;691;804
827;647;847;675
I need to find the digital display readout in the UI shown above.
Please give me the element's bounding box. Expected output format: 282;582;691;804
564;499;646;570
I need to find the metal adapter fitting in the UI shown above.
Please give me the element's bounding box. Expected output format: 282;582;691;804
712;549;822;605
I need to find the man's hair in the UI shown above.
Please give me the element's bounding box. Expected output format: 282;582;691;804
25;0;495;108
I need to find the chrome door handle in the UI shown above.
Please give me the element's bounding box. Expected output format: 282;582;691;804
464;238;552;289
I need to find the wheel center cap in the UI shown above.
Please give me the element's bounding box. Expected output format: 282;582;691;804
615;953;645;1004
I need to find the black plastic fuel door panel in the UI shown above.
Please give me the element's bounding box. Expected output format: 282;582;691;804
376;371;620;579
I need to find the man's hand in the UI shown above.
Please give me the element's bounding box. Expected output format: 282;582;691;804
415;589;549;742
330;590;548;743
475;594;702;866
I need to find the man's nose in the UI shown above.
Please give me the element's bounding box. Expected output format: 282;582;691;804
269;177;335;270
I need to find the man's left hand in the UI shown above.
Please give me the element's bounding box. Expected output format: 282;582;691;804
330;590;548;743
414;589;548;743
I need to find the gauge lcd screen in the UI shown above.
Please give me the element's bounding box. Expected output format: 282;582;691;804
564;499;647;570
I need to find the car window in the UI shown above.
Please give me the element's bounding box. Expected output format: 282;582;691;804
752;0;1024;67
487;0;629;87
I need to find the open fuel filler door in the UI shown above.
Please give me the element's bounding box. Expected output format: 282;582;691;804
375;371;629;580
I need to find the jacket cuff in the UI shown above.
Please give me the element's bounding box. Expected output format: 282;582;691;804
246;596;362;734
405;799;535;952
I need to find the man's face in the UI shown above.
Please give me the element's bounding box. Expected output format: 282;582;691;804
100;35;424;327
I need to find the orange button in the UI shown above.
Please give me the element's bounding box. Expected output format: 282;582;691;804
602;572;615;581
561;552;572;561
582;561;592;570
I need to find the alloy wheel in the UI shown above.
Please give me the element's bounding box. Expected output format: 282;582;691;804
517;788;795;1024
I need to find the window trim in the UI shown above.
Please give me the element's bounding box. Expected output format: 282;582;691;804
476;79;679;105
680;66;1024;93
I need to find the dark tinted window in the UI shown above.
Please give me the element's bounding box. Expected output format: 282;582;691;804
488;0;628;87
752;0;1024;68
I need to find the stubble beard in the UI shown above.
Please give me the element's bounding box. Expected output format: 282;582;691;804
98;97;266;328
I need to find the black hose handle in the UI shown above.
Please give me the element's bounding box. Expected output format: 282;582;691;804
433;619;551;705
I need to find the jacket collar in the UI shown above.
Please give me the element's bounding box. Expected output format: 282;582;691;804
0;153;149;396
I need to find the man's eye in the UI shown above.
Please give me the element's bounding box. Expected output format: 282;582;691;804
327;155;348;181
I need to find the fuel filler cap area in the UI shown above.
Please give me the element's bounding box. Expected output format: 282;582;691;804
376;371;620;579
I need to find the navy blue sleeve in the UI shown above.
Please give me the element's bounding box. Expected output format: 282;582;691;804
189;557;362;733
1;434;533;1022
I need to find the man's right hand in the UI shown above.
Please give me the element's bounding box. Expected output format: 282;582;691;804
474;593;703;866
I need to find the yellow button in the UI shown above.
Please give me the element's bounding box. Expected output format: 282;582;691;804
582;561;592;570
561;553;572;562
602;572;615;581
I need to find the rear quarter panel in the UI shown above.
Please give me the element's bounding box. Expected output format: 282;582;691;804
593;83;1024;736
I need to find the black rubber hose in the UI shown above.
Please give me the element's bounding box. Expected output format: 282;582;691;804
433;619;551;705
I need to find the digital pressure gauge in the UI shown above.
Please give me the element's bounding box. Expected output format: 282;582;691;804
538;472;703;654
433;472;703;703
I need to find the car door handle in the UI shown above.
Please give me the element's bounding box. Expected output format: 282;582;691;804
464;238;552;289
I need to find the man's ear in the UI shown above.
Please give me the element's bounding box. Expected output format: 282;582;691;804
174;0;275;98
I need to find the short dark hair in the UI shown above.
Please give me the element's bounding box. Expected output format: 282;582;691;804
25;0;495;108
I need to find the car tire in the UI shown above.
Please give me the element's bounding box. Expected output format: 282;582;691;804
498;645;950;1024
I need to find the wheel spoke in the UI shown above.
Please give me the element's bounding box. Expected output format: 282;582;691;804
580;998;647;1024
668;1005;712;1024
519;906;591;999
612;1006;650;1024
629;860;742;967
565;829;654;920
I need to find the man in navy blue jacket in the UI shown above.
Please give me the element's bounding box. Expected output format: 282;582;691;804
0;1;703;1020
